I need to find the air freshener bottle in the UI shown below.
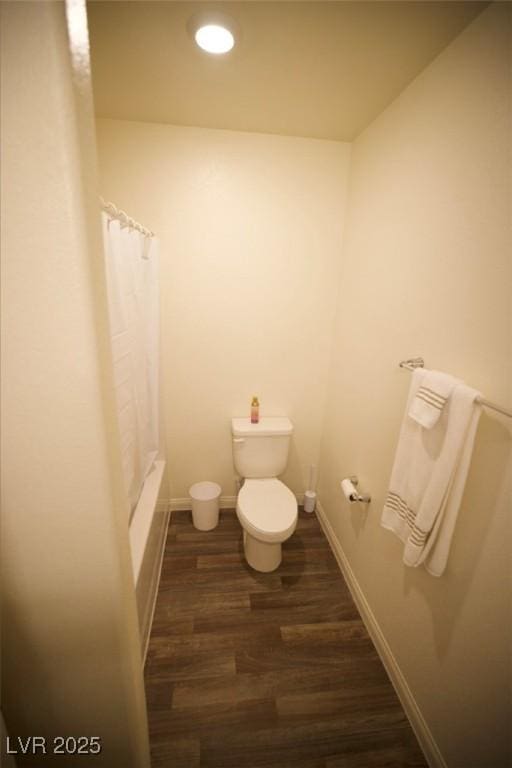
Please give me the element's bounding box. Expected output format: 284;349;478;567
251;396;259;424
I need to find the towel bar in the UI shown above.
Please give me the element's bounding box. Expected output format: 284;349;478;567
398;358;512;418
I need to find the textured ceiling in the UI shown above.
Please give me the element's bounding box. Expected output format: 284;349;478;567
88;1;488;141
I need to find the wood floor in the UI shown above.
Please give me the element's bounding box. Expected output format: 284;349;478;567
144;508;428;768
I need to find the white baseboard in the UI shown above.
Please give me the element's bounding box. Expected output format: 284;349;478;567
315;500;446;768
169;496;237;511
169;492;305;512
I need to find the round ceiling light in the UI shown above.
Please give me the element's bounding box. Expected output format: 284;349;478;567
195;23;235;54
188;12;239;55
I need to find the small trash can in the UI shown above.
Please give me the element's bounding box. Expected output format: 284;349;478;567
189;481;221;531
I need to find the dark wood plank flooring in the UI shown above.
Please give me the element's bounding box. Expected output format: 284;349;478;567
144;508;427;768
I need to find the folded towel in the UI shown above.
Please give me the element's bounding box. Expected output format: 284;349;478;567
382;369;481;576
408;369;457;429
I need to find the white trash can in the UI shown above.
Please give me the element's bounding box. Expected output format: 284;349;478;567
189;481;221;531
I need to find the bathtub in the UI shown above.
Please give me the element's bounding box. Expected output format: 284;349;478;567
129;459;169;659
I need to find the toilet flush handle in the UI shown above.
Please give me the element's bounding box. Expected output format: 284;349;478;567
233;438;245;444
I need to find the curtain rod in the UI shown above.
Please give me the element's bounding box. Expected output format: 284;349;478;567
399;358;512;418
100;197;154;238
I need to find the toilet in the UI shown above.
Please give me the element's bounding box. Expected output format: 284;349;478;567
231;416;298;572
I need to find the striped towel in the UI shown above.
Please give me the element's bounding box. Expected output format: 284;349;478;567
381;368;481;576
408;370;457;428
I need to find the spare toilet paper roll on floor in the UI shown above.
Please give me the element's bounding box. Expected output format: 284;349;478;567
304;490;316;513
341;478;358;502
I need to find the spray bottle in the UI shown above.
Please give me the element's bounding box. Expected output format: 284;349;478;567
251;396;259;424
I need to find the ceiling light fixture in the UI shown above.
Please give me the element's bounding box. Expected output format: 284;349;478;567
195;24;234;54
188;13;239;55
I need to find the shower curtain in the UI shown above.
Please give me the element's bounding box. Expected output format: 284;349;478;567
102;213;159;513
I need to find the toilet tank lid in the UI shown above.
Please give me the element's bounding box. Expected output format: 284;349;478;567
231;417;293;437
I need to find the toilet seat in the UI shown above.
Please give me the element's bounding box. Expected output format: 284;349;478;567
237;478;297;544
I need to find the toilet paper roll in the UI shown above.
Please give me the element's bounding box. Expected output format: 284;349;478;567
341;478;357;502
304;490;316;513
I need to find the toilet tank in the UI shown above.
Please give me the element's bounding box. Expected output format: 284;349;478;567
231;417;293;478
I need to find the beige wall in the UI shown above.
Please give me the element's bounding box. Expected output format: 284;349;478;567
96;120;351;501
94;5;510;765
318;4;511;767
1;3;149;765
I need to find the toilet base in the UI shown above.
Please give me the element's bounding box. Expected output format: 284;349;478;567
244;531;282;572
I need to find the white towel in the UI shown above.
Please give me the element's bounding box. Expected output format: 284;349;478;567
408;369;457;429
382;369;481;576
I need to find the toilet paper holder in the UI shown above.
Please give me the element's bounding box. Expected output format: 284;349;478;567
341;476;371;504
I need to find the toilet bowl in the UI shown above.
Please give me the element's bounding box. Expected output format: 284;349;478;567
236;478;297;572
231;416;298;572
